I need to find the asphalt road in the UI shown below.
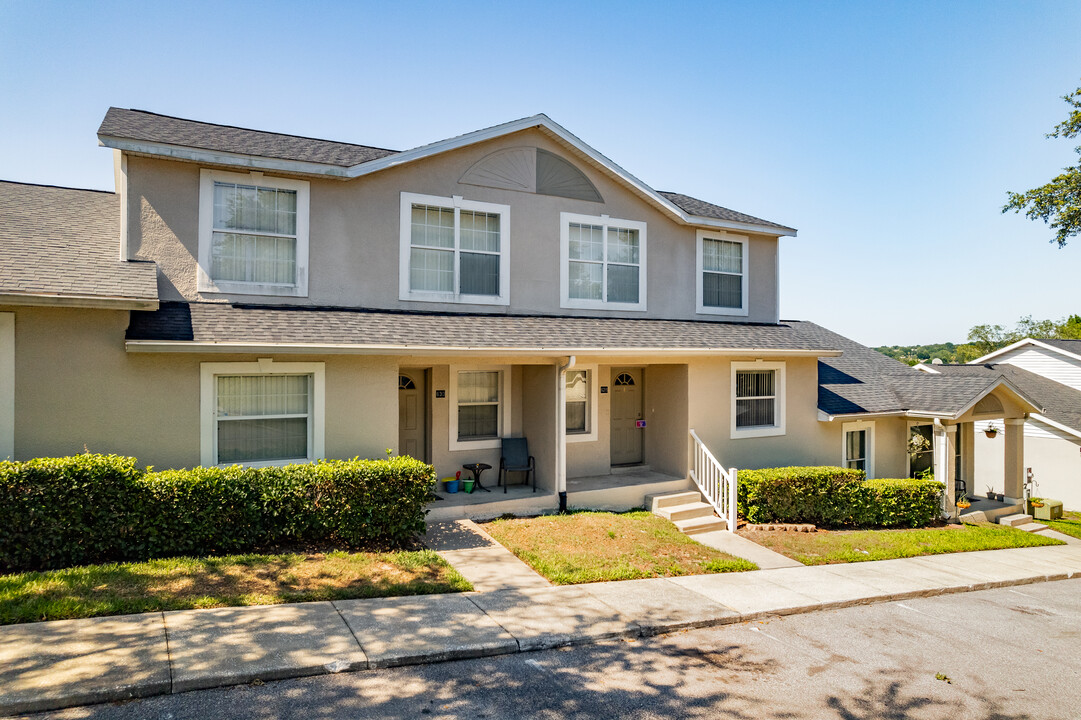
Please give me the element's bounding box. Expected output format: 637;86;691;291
20;578;1081;720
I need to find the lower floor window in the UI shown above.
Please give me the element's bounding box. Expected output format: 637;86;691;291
216;374;312;463
735;369;776;428
566;369;590;434
457;370;500;440
845;428;867;471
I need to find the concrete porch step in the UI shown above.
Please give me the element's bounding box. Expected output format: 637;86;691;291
674;514;728;535
655;501;715;523
999;513;1035;528
645;491;701;511
1016;522;1050;534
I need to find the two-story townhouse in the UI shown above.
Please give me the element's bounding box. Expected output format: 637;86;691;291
0;109;1045;522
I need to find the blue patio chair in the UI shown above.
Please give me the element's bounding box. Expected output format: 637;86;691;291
498;437;535;493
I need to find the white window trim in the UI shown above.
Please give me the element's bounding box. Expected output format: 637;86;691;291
559;212;647;311
696;229;749;316
842;420;875;478
399;192;511;305
448;364;513;451
197;169;310;297
730;361;786;439
200;359;325;467
565;364;599;443
0;313;12;460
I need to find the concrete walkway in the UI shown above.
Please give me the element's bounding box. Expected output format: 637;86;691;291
3;543;1081;717
422;520;551;592
693;530;804;569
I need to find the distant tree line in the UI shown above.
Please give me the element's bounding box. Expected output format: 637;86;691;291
875;314;1081;366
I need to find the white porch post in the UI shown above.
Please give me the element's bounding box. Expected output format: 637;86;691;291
555;356;575;511
1003;417;1025;503
933;421;952;518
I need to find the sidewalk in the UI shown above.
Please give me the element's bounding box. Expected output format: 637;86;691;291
3;543;1081;717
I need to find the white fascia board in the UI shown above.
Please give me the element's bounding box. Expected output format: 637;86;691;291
0;292;158;311
820;410;956;421
913;363;939;374
126;340;843;358
102;115;798;237
1030;413;1081;441
970;338;1081;365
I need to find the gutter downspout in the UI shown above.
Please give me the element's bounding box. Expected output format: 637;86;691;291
556;355;576;513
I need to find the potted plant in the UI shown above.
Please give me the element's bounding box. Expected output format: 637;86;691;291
995;492;1005;502
956;494;971;510
984;425;999;439
985;486;996;500
1027;497;1044;515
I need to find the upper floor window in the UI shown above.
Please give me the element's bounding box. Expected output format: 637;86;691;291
198;169;310;297
697;230;748;316
399;192;511;305
730;361;785;438
560;212;647;311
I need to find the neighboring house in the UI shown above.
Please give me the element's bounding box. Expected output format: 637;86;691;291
920;340;1081;510
0;109;1043;521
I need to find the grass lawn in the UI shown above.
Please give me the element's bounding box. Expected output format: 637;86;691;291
484;510;756;584
739;522;1063;566
1044;510;1081;540
0;549;471;625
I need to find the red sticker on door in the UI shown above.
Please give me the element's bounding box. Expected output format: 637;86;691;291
636;420;646;428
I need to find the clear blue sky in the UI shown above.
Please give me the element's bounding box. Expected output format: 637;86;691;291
2;0;1079;346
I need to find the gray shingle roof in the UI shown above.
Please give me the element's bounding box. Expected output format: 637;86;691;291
931;364;1081;434
0;181;158;304
98;108;794;231
98;108;398;168
1034;339;1081;357
658;191;795;233
799;322;1028;417
126;303;840;352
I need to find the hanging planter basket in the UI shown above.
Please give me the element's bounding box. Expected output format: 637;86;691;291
984;428;999;439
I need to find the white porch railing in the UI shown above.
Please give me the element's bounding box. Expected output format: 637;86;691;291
689;429;738;532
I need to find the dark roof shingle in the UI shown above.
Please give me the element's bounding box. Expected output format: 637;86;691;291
98;108;398;168
127;303;841;352
930;363;1081;434
0;181;158;303
658;191;794;233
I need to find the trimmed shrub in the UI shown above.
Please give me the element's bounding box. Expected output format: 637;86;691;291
0;454;146;571
737;466;867;526
0;454;437;572
738;465;943;528
861;477;943;528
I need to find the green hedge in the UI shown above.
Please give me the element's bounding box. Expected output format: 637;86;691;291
737;466;943;528
0;454;436;572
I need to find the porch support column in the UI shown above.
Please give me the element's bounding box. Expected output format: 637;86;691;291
934;421;953;517
555;356;575;512
1003;417;1025;503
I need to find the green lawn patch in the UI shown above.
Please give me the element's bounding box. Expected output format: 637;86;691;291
739;522;1063;566
0;549;471;625
1044;510;1081;540
484;511;756;584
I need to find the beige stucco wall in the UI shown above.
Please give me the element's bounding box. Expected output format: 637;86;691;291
4;306;397;468
123;127;781;322
687;356;836;470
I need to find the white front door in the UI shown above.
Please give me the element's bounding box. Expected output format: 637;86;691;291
610;368;643;465
398;371;427;462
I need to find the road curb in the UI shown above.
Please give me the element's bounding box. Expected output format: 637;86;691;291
2;562;1079;717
